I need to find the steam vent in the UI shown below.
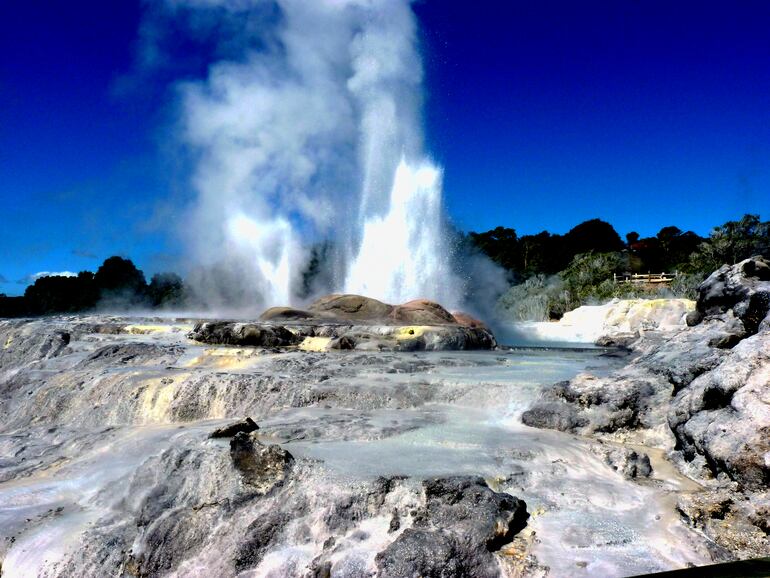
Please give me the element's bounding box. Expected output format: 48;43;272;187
188;294;497;351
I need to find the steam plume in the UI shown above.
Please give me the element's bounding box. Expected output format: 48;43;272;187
161;0;461;310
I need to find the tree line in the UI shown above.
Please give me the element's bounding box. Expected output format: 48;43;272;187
476;214;770;320
1;214;768;319
468;214;770;281
0;257;185;317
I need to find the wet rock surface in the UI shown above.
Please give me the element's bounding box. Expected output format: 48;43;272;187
0;311;724;576
376;476;528;578
229;431;294;492
188;320;497;352
188;321;302;347
523;256;770;559
209;416;259;438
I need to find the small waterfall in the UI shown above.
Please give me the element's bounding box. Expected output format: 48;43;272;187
344;157;459;307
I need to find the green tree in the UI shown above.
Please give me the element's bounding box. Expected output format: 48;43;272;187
690;214;770;272
94;256;148;306
148;273;185;308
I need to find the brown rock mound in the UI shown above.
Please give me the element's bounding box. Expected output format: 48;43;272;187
308;294;394;321
451;311;488;330
389;299;457;325
259;307;316;322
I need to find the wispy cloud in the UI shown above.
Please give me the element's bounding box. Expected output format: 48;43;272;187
72;249;98;259
17;271;78;285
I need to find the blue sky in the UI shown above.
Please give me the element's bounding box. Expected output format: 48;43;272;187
2;0;769;295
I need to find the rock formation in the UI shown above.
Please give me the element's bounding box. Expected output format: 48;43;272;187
376;476;528;578
523;255;770;559
188;294;498;352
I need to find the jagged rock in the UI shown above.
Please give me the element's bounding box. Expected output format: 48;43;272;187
520;257;770;563
695;256;770;335
376;529;470;578
322;325;496;352
188;322;301;347
328;335;356;350
522;373;665;435
229;432;294;493
419;476;529;550
210;417;259;438
79;342;183;367
259;307;316;321
389;299;456;325
668;332;770;490
676;489;770;560
376;476;528;578
421;326;497;350
521;401;588;432
234;510;292;571
308;294;394;321
594;332;638;348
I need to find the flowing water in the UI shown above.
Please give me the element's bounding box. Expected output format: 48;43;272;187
0;322;713;577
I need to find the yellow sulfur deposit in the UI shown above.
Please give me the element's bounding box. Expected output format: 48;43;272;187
184;347;261;370
394;326;429;339
137;377;178;423
298;336;331;351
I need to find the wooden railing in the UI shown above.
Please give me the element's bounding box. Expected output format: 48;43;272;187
613;272;678;284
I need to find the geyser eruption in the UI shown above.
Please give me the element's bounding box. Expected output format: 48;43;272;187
172;0;460;310
345;158;457;306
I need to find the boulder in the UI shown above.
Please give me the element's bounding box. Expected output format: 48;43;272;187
376;476;528;578
308;294;393;321
229;432;294;493
389;299;456;325
591;444;653;479
187;322;301;347
209;417;259;439
695;256;770;335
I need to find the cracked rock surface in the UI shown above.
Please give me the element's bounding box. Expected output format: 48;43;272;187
523;256;770;559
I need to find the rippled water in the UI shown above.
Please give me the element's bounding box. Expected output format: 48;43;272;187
282;350;710;576
0;347;711;577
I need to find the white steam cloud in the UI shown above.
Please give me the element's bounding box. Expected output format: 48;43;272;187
164;0;461;310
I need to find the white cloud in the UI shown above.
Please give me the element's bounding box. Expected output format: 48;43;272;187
31;271;78;281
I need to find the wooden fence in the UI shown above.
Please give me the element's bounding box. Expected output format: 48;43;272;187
613;272;678;285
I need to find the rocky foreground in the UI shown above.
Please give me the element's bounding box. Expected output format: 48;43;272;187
0;294;530;578
0;277;767;577
523;256;770;560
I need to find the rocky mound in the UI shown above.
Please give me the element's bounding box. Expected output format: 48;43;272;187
188;322;302;347
522;255;770;559
258;294;482;327
188;321;496;352
308;293;394;321
191;295;498;351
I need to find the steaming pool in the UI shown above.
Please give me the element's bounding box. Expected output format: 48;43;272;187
0;324;713;577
